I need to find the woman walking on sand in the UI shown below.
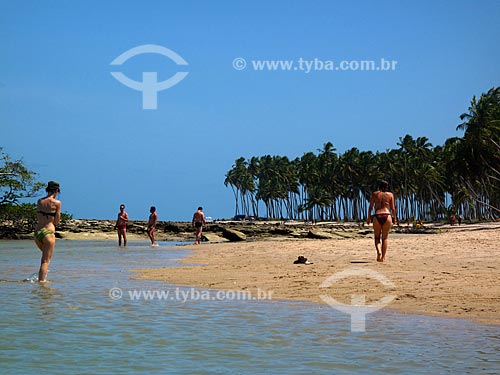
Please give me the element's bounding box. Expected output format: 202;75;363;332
34;181;62;282
367;180;396;262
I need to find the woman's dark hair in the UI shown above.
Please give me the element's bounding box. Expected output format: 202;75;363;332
379;180;389;192
46;181;60;194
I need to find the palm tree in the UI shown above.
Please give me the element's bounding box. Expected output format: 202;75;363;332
457;87;500;167
456;87;500;219
247;156;261;217
224;157;256;217
297;152;320;220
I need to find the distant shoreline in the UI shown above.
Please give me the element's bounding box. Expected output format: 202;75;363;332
1;219;497;242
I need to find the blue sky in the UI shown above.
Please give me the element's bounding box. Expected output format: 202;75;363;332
1;0;499;221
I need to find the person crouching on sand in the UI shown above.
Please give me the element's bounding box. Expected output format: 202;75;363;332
34;181;62;282
367;180;397;262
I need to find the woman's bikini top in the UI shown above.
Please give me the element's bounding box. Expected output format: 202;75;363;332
38;211;57;217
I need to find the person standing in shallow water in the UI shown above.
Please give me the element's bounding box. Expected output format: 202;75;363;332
34;181;62;282
116;204;128;246
367;180;397;262
192;207;206;245
147;206;158;246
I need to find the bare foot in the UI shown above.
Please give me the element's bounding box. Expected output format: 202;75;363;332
377;253;381;262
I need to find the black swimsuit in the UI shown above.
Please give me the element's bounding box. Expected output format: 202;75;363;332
38;211;57;217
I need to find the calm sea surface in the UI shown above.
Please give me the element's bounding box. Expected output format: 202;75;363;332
1;240;499;374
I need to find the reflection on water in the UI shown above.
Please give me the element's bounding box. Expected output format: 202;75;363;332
29;283;63;319
0;240;499;375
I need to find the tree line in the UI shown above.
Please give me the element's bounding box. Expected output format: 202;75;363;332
225;87;500;222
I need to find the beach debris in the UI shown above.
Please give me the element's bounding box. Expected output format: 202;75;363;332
293;256;313;265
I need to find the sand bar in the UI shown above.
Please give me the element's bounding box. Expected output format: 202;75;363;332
57;231;146;241
134;222;500;325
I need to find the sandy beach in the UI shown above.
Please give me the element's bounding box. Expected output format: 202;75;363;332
134;222;500;325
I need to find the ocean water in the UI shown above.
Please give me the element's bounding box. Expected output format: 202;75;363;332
0;240;499;375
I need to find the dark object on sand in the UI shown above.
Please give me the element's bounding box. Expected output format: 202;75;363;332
293;256;312;264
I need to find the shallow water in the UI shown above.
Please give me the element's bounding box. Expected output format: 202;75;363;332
1;240;499;374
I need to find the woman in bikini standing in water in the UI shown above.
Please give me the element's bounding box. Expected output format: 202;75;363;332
367;180;396;262
34;181;62;282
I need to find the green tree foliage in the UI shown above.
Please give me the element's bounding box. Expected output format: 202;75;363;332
225;87;500;222
0;203;38;232
0;149;43;234
0;148;44;204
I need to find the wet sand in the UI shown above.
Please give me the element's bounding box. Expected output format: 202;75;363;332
134;222;500;325
57;231;146;241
